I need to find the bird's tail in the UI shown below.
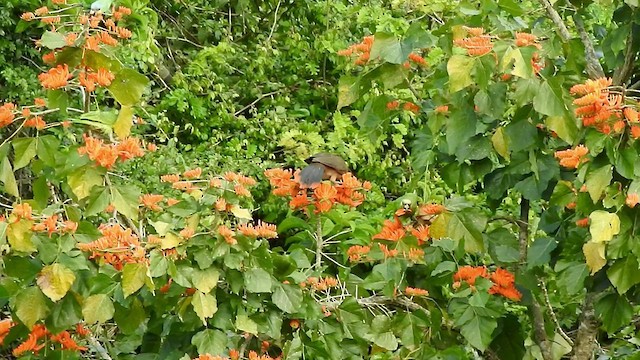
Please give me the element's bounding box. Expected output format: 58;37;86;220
299;163;325;186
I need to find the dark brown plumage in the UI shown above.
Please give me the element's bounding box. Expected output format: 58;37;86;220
299;153;349;186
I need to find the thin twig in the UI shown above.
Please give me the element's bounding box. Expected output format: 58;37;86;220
234;90;283;116
266;0;282;43
540;278;574;345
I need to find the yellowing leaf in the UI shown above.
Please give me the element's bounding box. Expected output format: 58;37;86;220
161;233;181;250
7;219;36;253
192;267;220;294
491;127;510;160
82;294;115;324
192;291;218;325
68;166;104;200
15;287;49;329
114;105;134;139
429;213;451;239
583;242;606;275
589;211;620;243
447;55;475;93
501;47;530;79
37;263;76;302
230;205;252;220
122;263;148;297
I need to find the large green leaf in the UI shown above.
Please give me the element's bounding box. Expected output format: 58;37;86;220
192;329;227;356
192;291;218;325
244;268;272;293
533;79;565;117
67;165;105;200
585;165;613;202
108;69;149;106
527;237;557;268
272;283;303;313
122;263;148;297
111;183;141;221
545;115;578;145
446;107;477;154
595;293;633;333
370;33;404;64
607;256;640;294
0;156;18;197
41;31;67;49
82;294;115;324
448;55;475;92
447;208;488;253
192;267;219;294
235;314;258;335
15;286;50;329
12;138;37;170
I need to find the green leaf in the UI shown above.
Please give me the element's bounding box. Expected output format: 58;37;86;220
586;165;612;202
82;294;115;324
7;219;36;253
244;268;272;293
607;256;640;294
337;75;368;109
41;31;67;49
614;147;639;179
37;264;76;302
453;303;498;351
67;165;105;200
370;33;403;64
447;55;475;92
272;283;303;313
114;105;134;139
192;329;226;356
373;332;399;351
15;286;50;328
431;261;456;276
595;293;633;333
122;263;148;297
533;79;565;117
527;237;557;268
235;314;258;335
192;267;219;294
85;186;110;216
446;107;477;154
491;127;510;160
12;138;37;170
37;135;61;167
0;157;18;197
501;47;531;79
589;211;620;243
555;262;588;295
545;116;578;145
48;90;69;116
192;291;218;325
108;69;149;106
447;208;487;253
111;184;141;221
114;298;145;334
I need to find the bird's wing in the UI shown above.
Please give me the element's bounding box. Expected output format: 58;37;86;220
312;153;349;174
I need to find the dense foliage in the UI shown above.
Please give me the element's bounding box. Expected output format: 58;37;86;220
0;0;640;359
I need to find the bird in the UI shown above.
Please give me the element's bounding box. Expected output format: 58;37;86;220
299;153;349;187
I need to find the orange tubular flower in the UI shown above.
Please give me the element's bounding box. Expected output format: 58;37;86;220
576;217;589;227
0;319;14;345
454;27;493;56
453;265;488;286
78;135;118;168
264;168;300;197
42;51;56;64
140;194;164;211
408;52;427;66
183;168;202;179
406;247;425;262
289;193;310;209
50;331;87;351
554;145;589;169
234;184;251;197
488;268;521;301
626;193;639;208
313;182;337;213
386;100;399;110
116;137;145;161
403;102;420;114
116;27;133;39
255;221;278;239
34;7;49;16
372;217;406;241
419;203;446;215
75;323;90;337
0;103;15;128
21;12;35;21
76;223;145;270
378;243;398;258
161;174;180;183
179;228;195;239
94;68;115;86
515;32;541;49
12;203;33;220
339;35;374;65
347;245;371;262
405;287;429;297
33;215;58;237
38;64;72;89
218;225;236;245
24;116;46;130
410;225;430;244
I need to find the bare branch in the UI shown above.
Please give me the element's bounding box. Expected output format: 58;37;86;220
537;0;571;40
570;11;605;79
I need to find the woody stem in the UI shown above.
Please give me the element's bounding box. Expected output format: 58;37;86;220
315;216;323;270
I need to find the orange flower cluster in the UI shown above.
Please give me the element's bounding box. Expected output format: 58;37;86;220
218;225;237;245
248;351;278;360
347;245;371;262
488;268;522;301
453;266;521;301
554;145;589;169
337;35;374;65
78;135;145;168
0;319;14;345
435;105;449;114
302;276;339;291
378;243;399;258
515;32;541;49
568;78;636;134
386;100;399;110
194;355;231;360
408;52;427;66
0;103;16;128
373;217;406;242
140;194;164;211
24;115;46;129
576;217;589;227
264;169;370;213
78;68;115;92
38;64;72;89
77;223;145;270
626;193;639;208
12;323;87;356
403;102;420;114
404;247;425;262
12;203;33;220
405;287;429;297
236;221;278;239
454;26;493;56
32;215;78;237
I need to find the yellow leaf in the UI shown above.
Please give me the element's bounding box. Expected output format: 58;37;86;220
589;211;620;243
491;127;510;160
37;263;76;302
230;205;252;220
7;219;36;253
429;213;450;239
82;294;114;324
161;233;181;250
114;105;134;139
68;166;104;200
583;242;606;275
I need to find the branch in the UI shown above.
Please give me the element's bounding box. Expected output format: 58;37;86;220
570;292;598;359
570;10;605;79
518;199;530;270
613;27;637;86
537;0;571;41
